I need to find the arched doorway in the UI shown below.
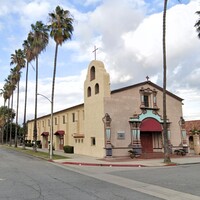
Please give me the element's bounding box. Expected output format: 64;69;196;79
189;135;194;149
140;118;162;153
54;130;65;150
41;132;49;148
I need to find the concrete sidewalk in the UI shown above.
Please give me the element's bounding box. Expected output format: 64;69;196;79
47;149;200;167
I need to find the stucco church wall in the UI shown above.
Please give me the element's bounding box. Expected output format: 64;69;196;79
27;104;84;150
154;88;183;147
104;82;183;156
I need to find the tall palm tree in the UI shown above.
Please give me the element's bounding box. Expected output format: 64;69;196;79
48;6;74;156
22;37;34;149
162;0;171;163
3;78;13;144
5;72;16;146
29;21;49;151
0;88;9;143
162;0;181;163
10;49;26;147
194;11;200;38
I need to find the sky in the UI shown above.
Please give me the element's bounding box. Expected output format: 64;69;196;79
0;0;199;124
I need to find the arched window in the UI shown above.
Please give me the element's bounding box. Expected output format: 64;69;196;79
90;66;95;81
87;87;91;97
95;83;99;94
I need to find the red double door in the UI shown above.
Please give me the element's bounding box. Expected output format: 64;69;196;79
140;132;153;153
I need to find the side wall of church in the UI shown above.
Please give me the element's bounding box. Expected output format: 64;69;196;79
27;104;84;150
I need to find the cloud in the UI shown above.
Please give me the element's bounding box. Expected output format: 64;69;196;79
0;0;200;124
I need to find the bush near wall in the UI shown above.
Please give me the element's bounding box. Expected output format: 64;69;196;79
25;140;33;147
36;140;42;149
63;145;74;153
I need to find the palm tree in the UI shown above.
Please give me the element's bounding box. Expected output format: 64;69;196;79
48;6;74;157
29;21;49;151
5;72;16;146
162;0;181;163
162;0;171;163
22;38;34;149
194;11;200;38
3;78;13;144
0;89;9;143
10;49;26;147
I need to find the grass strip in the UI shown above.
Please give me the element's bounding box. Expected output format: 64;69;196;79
0;145;68;160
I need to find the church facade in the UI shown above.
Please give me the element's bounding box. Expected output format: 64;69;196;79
27;60;187;158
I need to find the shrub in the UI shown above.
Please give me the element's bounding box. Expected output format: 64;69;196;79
63;145;74;153
36;140;42;149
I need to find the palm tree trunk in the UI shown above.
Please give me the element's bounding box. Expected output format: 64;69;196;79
6;99;10;144
23;62;29;149
50;43;59;157
163;0;171;163
2;100;6;144
14;81;20;148
9;92;14;146
33;56;38;152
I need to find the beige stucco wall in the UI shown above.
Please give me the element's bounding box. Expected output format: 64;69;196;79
27;104;84;150
82;60;111;157
27;60;184;158
104;82;183;156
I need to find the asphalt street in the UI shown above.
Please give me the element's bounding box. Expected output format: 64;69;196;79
0;147;160;200
0;147;200;200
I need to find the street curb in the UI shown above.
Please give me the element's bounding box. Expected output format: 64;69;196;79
57;161;178;167
60;161;146;167
176;162;200;166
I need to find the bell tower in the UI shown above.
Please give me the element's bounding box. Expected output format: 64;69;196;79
84;60;111;157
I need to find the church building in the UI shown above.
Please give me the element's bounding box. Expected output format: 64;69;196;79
27;60;187;158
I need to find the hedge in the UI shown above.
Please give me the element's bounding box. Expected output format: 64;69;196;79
63;145;74;153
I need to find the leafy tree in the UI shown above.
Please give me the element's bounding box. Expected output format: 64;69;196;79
0;106;15;143
48;6;74;156
3;122;21;143
28;21;49;151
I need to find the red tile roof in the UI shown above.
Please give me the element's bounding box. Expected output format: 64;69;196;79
185;120;200;135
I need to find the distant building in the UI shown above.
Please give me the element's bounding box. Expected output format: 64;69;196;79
27;60;187;158
185;120;200;150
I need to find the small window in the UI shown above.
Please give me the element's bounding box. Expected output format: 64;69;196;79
72;113;75;122
91;137;96;146
48;119;50;126
87;87;91;97
90;66;95;81
144;95;149;107
63;115;66;124
42;121;44;127
55;117;58;125
95;83;99;94
117;132;125;140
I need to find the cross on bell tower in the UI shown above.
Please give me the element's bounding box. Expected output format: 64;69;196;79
92;45;98;60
